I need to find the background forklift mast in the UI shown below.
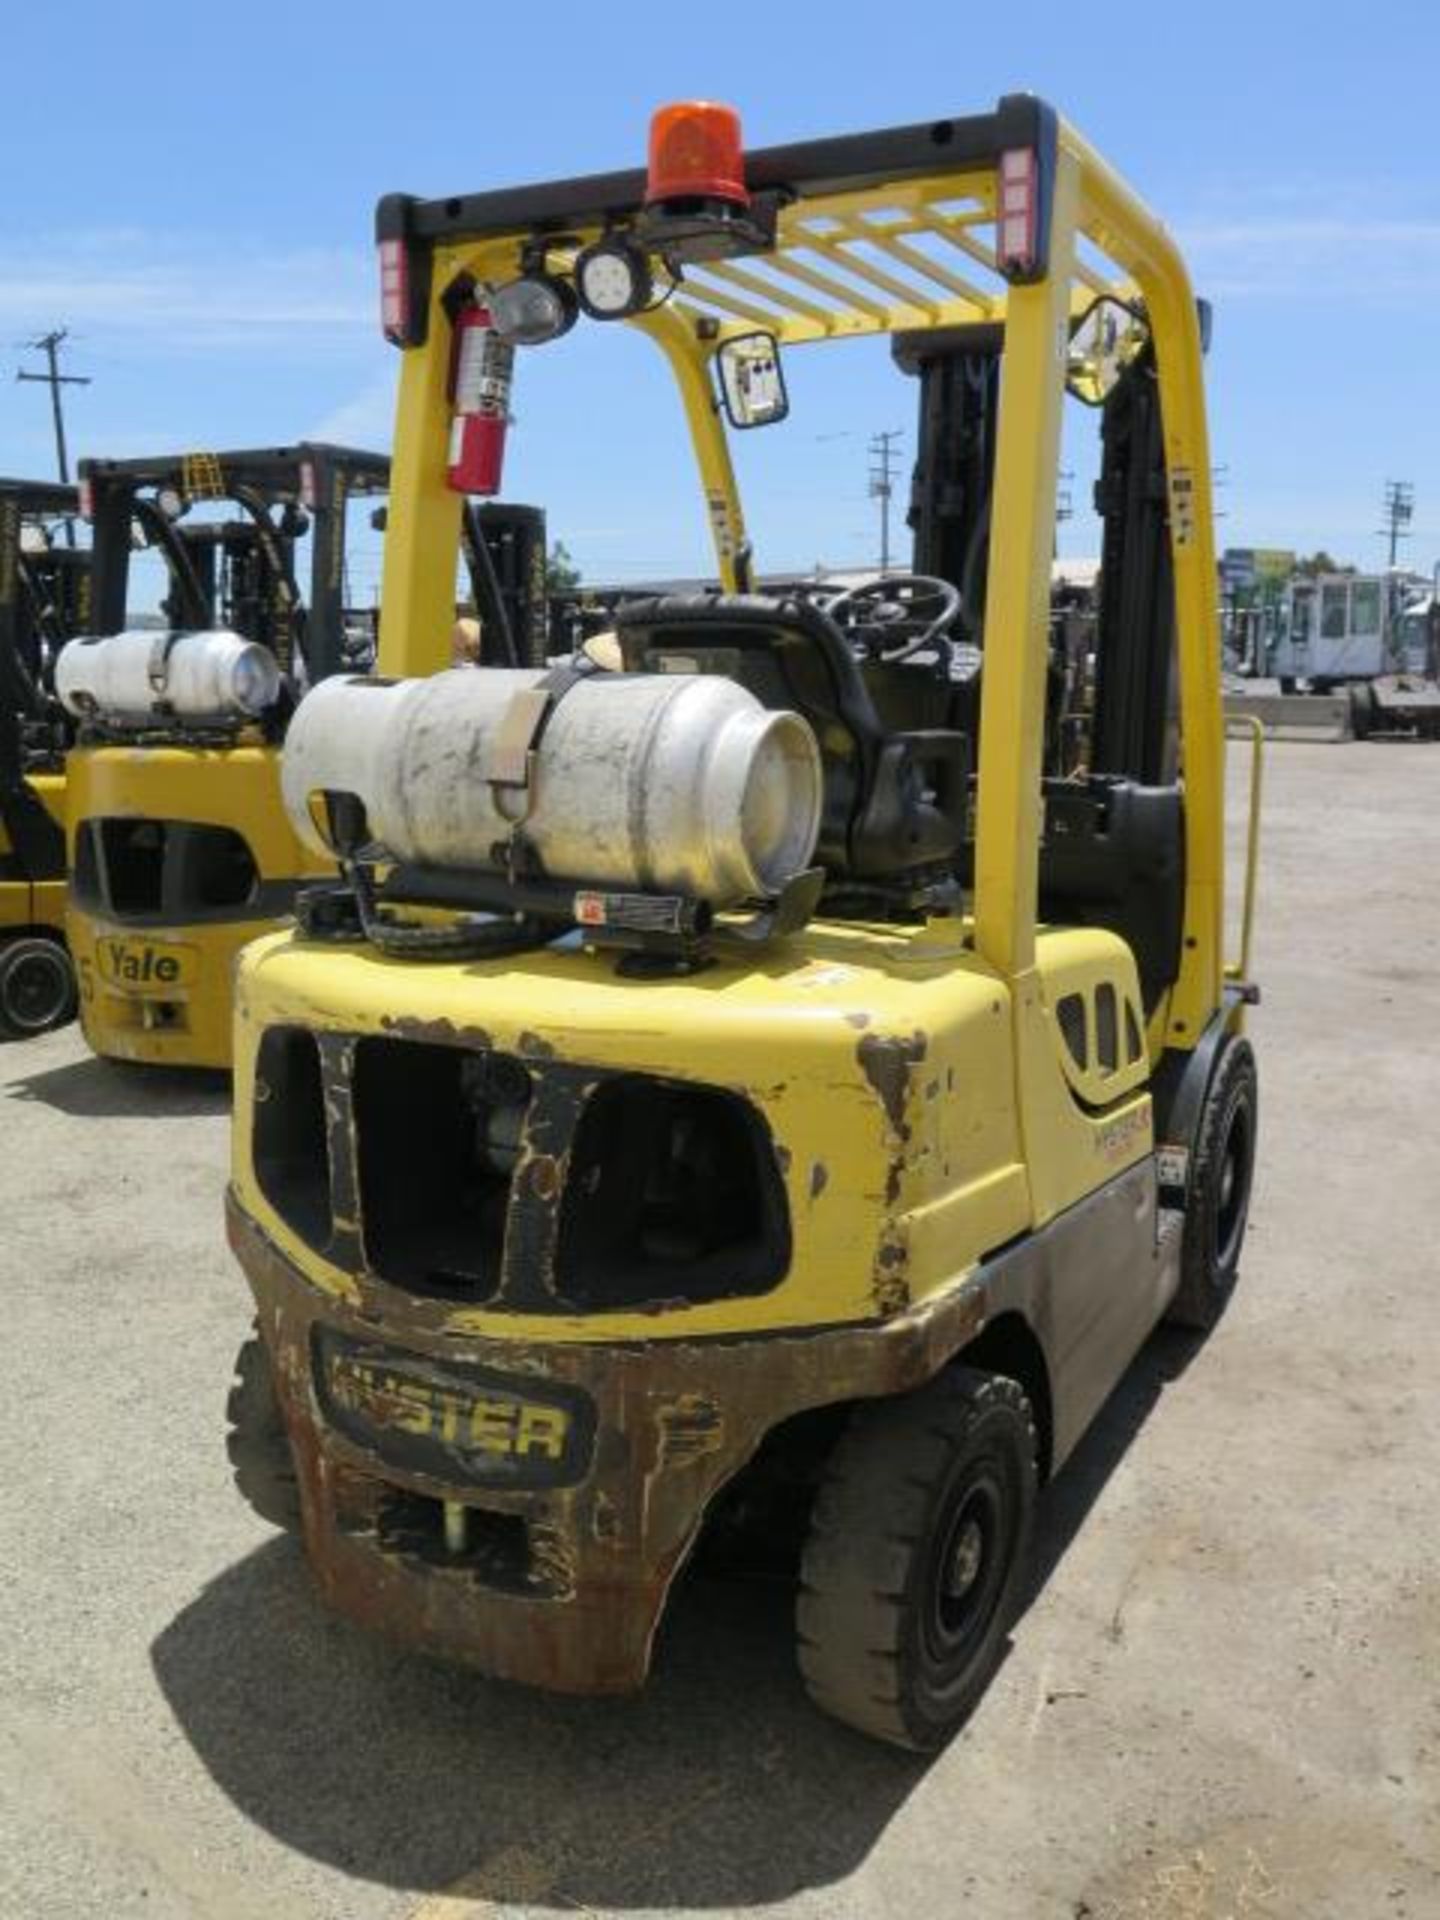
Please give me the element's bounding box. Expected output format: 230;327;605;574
81;443;391;685
63;444;389;1069
0;479;88;1037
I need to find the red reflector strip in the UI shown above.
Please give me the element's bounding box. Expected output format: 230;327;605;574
378;238;409;342
996;147;1038;273
77;475;94;522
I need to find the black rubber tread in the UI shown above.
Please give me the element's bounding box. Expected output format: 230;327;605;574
796;1366;1037;1750
226;1330;302;1532
0;935;77;1039
1167;1035;1258;1331
1348;682;1375;740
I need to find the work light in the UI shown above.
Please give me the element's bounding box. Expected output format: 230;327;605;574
489;272;578;345
575;237;654;320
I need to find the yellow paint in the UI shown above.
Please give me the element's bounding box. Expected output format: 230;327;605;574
0;770;68;940
233;106;1235;1343
65;741;331;1069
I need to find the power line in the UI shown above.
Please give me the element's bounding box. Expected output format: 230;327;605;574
16;328;91;548
867;428;904;572
1378;479;1414;570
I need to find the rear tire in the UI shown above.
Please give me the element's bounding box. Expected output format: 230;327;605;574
1348;681;1376;740
227;1329;302;1532
0;935;77;1038
796;1367;1037;1750
1167;1036;1258;1331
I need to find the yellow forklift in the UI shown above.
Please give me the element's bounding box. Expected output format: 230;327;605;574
58;444;391;1069
224;98;1262;1748
0;478;88;1037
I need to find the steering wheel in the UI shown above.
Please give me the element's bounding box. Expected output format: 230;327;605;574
822;573;963;663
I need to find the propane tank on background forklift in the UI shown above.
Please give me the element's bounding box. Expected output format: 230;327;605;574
57;443;392;1069
0;478;89;1038
224;98;1263;1750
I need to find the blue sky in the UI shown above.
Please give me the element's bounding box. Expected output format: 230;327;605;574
2;1;1438;598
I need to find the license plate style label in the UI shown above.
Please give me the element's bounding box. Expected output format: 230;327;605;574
96;935;198;994
313;1331;596;1490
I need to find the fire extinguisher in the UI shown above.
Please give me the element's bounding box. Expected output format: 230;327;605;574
447;303;513;497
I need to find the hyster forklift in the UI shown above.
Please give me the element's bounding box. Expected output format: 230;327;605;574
57;444;392;1069
224;98;1262;1749
0;478;88;1037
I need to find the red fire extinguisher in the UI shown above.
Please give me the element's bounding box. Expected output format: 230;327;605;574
447;303;513;496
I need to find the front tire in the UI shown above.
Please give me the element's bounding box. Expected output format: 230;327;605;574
226;1329;302;1532
1167;1036;1258;1331
797;1367;1037;1750
0;935;77;1038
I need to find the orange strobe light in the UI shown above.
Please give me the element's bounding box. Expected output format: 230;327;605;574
646;101;747;206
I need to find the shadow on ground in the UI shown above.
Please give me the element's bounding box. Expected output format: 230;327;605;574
3;1053;230;1118
152;1321;1202;1909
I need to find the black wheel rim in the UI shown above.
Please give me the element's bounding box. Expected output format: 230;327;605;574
6;951;68;1031
1215;1096;1252;1270
921;1462;1013;1678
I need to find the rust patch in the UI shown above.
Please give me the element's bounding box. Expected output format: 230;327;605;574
775;1143;793;1176
655;1394;725;1465
527;1154;561;1202
883;1156;904;1209
809;1161;829;1199
528;1522;578;1599
844;1010;872;1030
225;1194;989;1696
379;1014;493;1052
856;1029;927;1136
591;1491;621;1544
872;1226;910;1316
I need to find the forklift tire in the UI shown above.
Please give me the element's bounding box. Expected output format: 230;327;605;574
1167;1036;1258;1333
0;936;77;1039
796;1366;1037;1751
1277;676;1297;694
1348;681;1375;740
226;1330;302;1533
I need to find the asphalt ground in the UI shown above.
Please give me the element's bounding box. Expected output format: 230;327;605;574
1;740;1437;1919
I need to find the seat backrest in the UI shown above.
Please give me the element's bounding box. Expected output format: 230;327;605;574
615;594;967;882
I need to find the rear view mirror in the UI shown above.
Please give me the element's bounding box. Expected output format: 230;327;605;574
716;331;789;429
1066;297;1150;406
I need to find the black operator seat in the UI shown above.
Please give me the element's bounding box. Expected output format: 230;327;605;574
613;593;968;882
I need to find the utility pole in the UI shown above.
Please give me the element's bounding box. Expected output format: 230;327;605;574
17;329;90;547
868;429;903;573
1379;479;1414;570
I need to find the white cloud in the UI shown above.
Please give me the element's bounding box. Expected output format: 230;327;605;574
0;227;373;351
308;377;395;446
1177;215;1440;300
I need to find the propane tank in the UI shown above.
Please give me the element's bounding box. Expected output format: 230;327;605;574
283;668;822;907
447;304;513;497
55;630;282;728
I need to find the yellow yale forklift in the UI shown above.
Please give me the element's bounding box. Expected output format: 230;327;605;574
0;478;89;1037
57;445;391;1068
224;97;1262;1748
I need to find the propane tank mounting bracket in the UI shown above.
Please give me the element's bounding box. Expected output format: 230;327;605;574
486;657;599;794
